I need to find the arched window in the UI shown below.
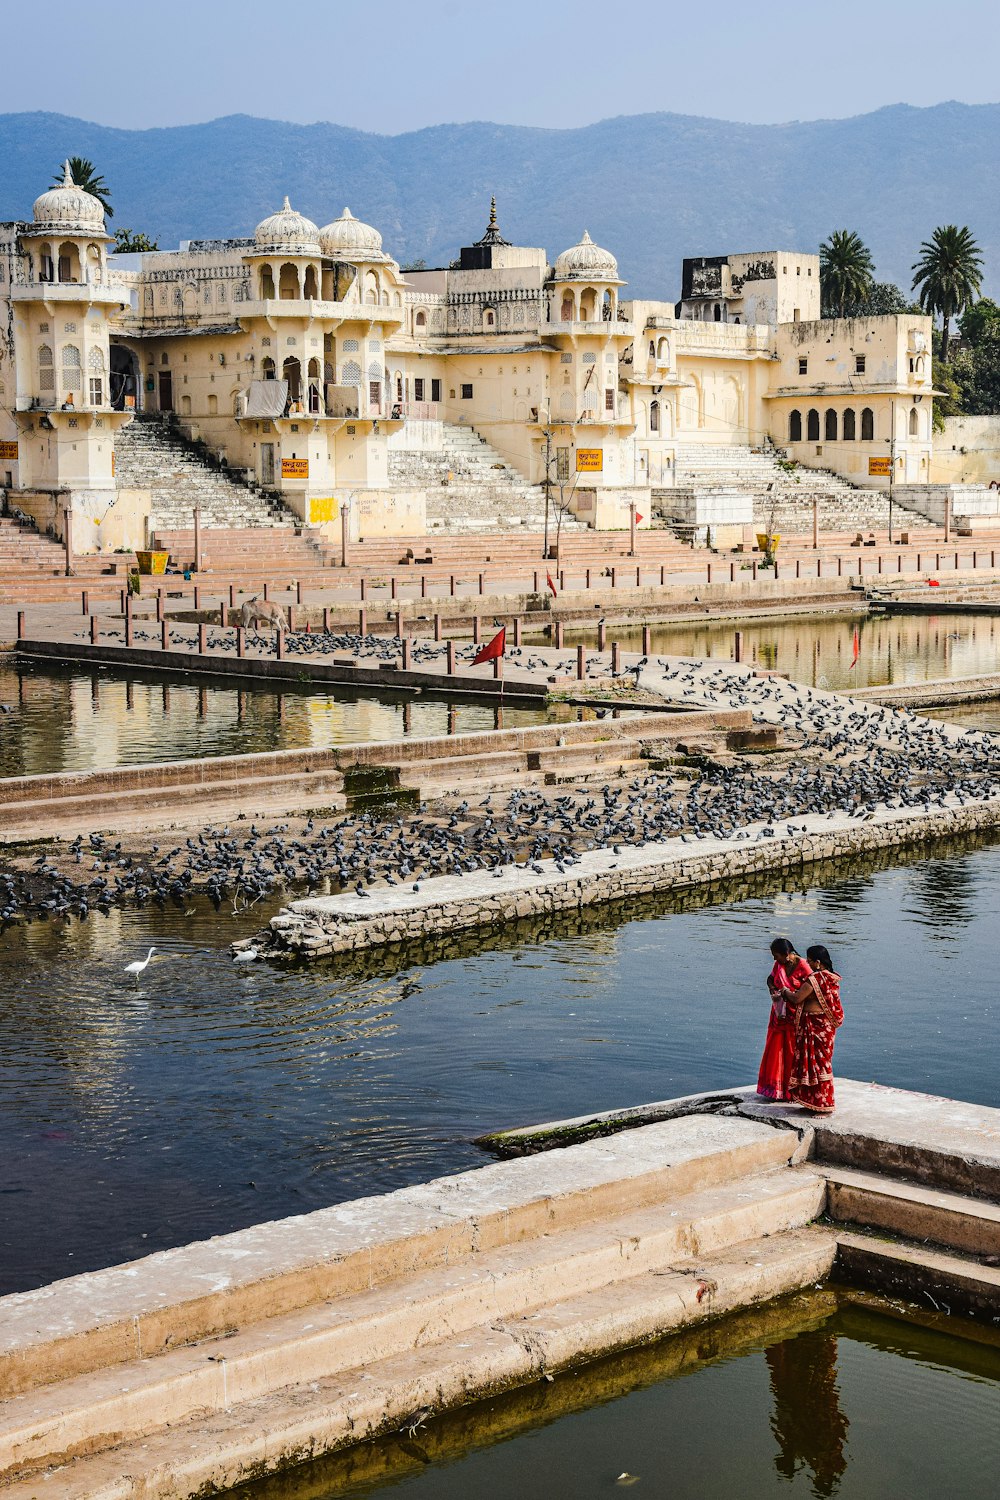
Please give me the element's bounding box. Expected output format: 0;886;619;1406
303;265;318;300
61;343;81;392
909;406;919;436
88;347;104;370
806;408;820;442
208;394;218;415
713;303;722;322
561;295;574;322
861;407;874;441
259;267;275;299
365;271;379;304
38;344;54;392
278;263;299;299
38;243;54;282
825;408;838;441
603;290;614;320
843;407;856;441
483;307;495;328
261;356;276;380
788;409;802;442
657;336;670;365
650;399;660;433
57;242;81;282
180;394;192;415
415;310;426;329
283;356;302;403
342;359;361;387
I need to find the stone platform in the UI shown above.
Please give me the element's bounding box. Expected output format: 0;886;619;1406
2;1082;999;1498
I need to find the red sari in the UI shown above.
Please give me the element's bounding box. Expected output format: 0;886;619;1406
757;957;811;1102
788;969;844;1114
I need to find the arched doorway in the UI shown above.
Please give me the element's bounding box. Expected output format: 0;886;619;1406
110;344;141;411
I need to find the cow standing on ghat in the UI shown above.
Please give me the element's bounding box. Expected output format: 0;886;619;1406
239;597;288;634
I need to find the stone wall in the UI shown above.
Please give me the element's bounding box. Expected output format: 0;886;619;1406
262;795;1000;959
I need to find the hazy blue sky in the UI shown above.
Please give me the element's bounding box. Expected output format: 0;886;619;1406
8;0;998;132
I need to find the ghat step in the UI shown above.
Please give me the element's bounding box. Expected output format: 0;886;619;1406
0;1115;816;1493
0;1170;825;1482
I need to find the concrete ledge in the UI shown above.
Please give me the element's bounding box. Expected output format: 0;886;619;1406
0;1113;792;1401
262;792;1000;958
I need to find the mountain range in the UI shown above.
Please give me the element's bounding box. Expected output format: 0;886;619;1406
1;104;998;301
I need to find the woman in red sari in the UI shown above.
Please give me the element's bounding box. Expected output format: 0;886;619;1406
757;938;811;1102
787;944;844;1114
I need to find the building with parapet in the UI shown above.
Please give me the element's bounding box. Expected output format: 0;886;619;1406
0;173;935;550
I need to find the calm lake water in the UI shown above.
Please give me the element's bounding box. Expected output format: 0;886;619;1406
228;1299;1000;1500
2;831;999;1296
0;662;565;777
554;609;1000;693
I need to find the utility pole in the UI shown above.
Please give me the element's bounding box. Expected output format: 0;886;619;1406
888;399;896;547
543;421;552;560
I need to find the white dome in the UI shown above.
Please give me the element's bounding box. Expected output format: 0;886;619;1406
554;230;619;281
32;160;106;234
319;207;386;261
254;197;321;255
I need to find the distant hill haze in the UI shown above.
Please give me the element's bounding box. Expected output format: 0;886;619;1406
1;104;997;301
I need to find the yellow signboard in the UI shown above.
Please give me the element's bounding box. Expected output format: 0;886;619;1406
576;449;603;473
309;496;338;524
0;441;18;461
281;458;309;479
868;456;892;477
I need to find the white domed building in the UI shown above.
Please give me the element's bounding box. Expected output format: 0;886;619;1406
0;175;935;552
551;231;623;324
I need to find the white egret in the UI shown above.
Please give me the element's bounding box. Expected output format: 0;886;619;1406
124;947;156;982
232;946;259;964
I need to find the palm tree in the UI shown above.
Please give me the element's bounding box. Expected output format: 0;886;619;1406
819;230;875;318
911;225;983;362
53;157;113;218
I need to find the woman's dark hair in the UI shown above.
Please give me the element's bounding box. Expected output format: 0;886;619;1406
807;944;834;970
770;937;796;959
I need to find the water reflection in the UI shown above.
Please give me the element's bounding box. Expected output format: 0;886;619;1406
0;663;584;777
226;1299;1000;1500
767;1331;848;1495
542;611;1000;693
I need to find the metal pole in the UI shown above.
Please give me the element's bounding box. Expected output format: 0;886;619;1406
629;500;636;557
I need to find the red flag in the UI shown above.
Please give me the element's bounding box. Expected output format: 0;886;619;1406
848;626;860;669
472;626;506;665
546;571;558;598
305;620;311;633
635;513;644;524
928;578;940;587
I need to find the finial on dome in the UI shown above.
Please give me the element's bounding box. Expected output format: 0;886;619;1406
342;207;355;219
282;195;291;211
477;195;510;249
62;160;74;187
581;230;593;244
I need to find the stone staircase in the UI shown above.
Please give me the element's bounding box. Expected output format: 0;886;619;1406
389;423;584;534
115;416;299;531
0;1112;831;1498
660;444;933;536
0;517;65;576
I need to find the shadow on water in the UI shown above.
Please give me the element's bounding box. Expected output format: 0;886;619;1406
225;1290;1000;1500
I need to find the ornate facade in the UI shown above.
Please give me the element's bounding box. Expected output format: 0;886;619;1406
0;173;935;546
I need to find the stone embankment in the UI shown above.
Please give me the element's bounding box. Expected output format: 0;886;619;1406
2;1081;998;1498
257;795;1000;960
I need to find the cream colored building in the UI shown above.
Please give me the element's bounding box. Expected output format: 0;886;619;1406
0;172;936;549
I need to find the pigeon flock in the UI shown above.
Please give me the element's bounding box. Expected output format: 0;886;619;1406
1;652;997;928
